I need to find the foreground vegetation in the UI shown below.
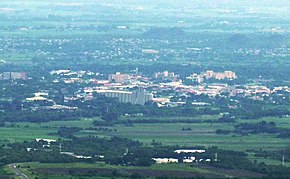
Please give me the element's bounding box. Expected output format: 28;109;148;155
0;115;289;177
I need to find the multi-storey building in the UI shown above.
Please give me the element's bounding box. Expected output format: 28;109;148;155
95;90;153;105
108;72;130;83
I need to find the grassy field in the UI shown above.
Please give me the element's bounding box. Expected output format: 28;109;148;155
78;122;290;151
0;126;56;143
1;116;290;151
121;114;221;122
248;152;290;167
0;118;95;143
0;115;289;168
5;162;210;179
9;162;265;179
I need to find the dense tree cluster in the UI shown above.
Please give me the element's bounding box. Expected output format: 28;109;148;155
216;121;290;139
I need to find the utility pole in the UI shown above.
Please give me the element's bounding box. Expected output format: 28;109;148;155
59;143;62;153
124;148;128;156
215;153;218;162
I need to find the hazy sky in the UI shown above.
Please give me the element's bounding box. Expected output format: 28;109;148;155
1;0;289;11
3;0;290;6
98;0;290;7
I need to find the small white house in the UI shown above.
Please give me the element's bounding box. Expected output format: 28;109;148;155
174;149;206;154
152;158;178;164
36;138;56;143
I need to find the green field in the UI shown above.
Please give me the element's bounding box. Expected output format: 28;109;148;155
8;162;263;179
0;115;289;169
121;114;221;122
0;118;95;142
79;122;290;151
5;162;210;179
1;116;290;151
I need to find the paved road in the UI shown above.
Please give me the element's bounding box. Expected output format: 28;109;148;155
8;164;30;179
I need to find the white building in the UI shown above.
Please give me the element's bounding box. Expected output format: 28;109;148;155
174;149;206;154
152;158;178;164
95;90;153;105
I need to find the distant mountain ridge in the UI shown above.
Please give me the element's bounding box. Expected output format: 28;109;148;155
227;33;290;48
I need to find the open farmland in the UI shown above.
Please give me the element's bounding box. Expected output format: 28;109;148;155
0;119;95;143
7;116;290;169
0;116;289;168
79;120;290;151
9;162;267;179
1;116;289;152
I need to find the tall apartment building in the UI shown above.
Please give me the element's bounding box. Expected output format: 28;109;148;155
96;90;153;105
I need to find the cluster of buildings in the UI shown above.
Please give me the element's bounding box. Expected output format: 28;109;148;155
0;72;26;80
152;149;213;164
234;85;290;101
26;92;50;102
21;68;289;111
50;70;154;106
187;70;237;83
108;72;131;83
153;71;178;81
205;70;237;80
25;92;78;111
27;139;92;159
86;89;153;105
